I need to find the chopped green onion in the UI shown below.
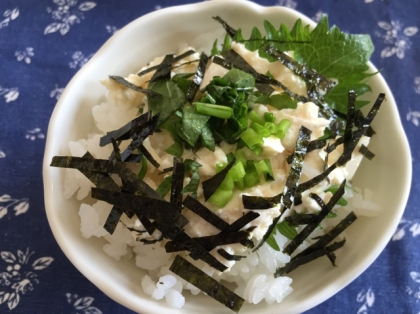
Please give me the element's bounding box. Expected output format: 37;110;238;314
254;160;270;174
240;128;264;149
276;119;291;139
229;162;246;181
243;171;260;188
264;122;279;134
219;175;234;190
195;102;233;119
208;188;233;208
251;122;271;138
252;145;263;156
249;111;266;125
137;155;148;179
234;150;247;166
264;112;275;123
216;162;227;173
235;178;245;191
263;159;274;181
226;152;235;164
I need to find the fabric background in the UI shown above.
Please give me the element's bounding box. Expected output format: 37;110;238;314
0;0;419;313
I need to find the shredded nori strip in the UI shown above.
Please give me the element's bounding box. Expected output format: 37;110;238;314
325;137;344;154
212;16;237;38
283;180;346;256
296;163;338;193
286;138;328;164
171;158;184;211
183;195;230;231
124;153;143;163
285;214;318;226
354;110;375;137
224;211;260;233
50;156;163;200
100;111;152;146
186;52;209;103
292;211;357;262
137;144;160;168
253;126;311;252
165;230;253;253
202;158;236;201
170;255;244;312
274;239;346;277
137;49;196;77
140;236;163;245
91;188;188;229
109;76;161;98
217;248;246;261
359;144;375;160
344;91;356;151
158;167;173;175
111;138;122;162
242;194;281;210
265;46;336;96
338;93;384;166
150;54;174;82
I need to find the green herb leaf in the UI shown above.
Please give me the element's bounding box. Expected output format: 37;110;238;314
172;73;193;94
211;39;220;56
182;159;202;198
267;93;298;110
201;124;215;152
276;221;298;240
266;233;280;251
156;175;172;198
177;106;211;147
222;33;231;53
223;68;255;90
245;27;263;51
148;80;187;125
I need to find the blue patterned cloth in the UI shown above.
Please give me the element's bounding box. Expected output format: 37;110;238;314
0;0;418;313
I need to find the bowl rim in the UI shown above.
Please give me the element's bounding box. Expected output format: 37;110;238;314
43;1;412;313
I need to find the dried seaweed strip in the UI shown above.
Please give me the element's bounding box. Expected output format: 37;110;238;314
213;16;237;38
109;76;161;98
202;158;236;201
354;110;375;137
51;157;163;200
171;158;184;211
282;126;311;209
111;138;122;162
224;211;260;233
359;144;375;160
274;239;346;277
254;126;311;252
242;194;281;209
217;249;246;261
186;52;209;103
183;195;230;231
103;206;124;234
344;91;356;151
292;211;357;261
283;181;346;256
296;163;338;193
285;214;318;226
158;167;173;175
150;54;174;82
265;46;336;96
139;217;156;236
308;139;328;152
170;255;244;312
325;137;344;154
137;144;160;168
165;230;253;253
137;49;196;77
212;55;232;69
124;153;143;163
91;188;188;229
338;93;384;165
100;111;152;146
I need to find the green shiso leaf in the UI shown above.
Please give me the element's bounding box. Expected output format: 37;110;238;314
200;124;215;152
223;68;255;90
276;221;298;240
182;159;202;199
169;255;244;313
172;73;193;94
148;80;187;126
177;106;211;147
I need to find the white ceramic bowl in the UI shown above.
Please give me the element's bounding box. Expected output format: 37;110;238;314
43;1;412;313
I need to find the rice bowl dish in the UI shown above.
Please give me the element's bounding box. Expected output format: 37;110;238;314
43;2;411;314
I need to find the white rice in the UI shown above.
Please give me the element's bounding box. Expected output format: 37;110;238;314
64;42;381;309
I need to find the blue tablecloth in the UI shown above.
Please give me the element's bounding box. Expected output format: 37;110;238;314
0;0;418;313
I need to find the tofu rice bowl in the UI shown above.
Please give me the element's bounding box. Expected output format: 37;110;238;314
50;16;383;312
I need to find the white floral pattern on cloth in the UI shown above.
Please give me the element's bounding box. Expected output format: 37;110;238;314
407;109;420;127
0;150;5;159
414;77;420;95
0;86;19;103
15;48;34;64
0;8;19;30
312;10;326;23
50;85;64;100
105;25;117;34
356;288;375;314
276;0;297;8
154;5;162;10
66;293;102;314
375;20;418;59
392;219;420;240
69;51;93;69
0;249;53;310
406;271;420;301
0;194;29;219
25;128;45;141
44;0;97;35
